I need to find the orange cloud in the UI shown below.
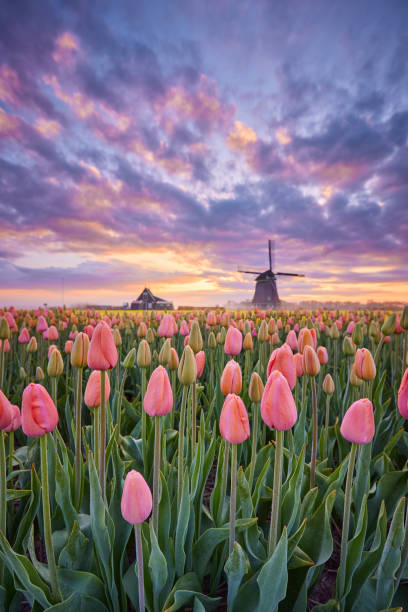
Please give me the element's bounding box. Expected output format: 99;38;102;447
0;65;21;106
275;127;291;145
35;118;62;138
227;120;257;152
52;32;79;64
0;108;19;136
43;75;95;118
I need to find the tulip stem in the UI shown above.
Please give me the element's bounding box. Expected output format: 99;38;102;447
310;377;318;488
0;341;5;388
177;385;188;512
141;368;147;468
40;434;61;602
337;441;357;599
8;430;14;474
170;370;176;429
135;523;145;611
374;336;384;366
0;431;6;583
229;443;237;554
395;498;408;591
269;429;284;557
74;367;83;509
51;377;58;412
218;439;230;525
324;395;331;459
191;380;197;455
116;370;127;441
99;369;106;502
248;402;259;491
152;416;160;535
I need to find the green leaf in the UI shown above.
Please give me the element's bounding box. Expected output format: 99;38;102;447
345;500;387;612
224;541;249;610
58;521;90;571
237;467;254;519
193;518;257;580
175;467;190;577
6;489;31;501
376;497;405;610
162;572;221;611
257;527;288;612
281;445;305;535
342;494;368;600
353;443;371;513
367;471;408;536
13;465;41;553
55;452;77;533
0;531;52;608
148;520;168;610
44;592;109;611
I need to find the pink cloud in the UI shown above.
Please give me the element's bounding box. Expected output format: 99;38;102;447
52;32;80;65
0;65;21;106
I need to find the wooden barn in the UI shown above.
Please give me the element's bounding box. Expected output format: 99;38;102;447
130;288;173;310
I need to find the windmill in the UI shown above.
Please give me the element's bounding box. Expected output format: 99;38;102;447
239;240;305;308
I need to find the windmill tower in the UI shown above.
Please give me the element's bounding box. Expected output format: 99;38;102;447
239;240;304;308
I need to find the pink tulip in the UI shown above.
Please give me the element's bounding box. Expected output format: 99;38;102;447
398;369;408;419
143;366;173;417
267;343;296;390
121;470;152;524
21;384;59;437
224;326;242;356
18;328;30;344
340;398;375;444
261;371;297;430
84;371;111;408
0;390;13;430
195;351;205;378
219;394;250;444
220;359;242;396
4;404;21;432
87;321;118;370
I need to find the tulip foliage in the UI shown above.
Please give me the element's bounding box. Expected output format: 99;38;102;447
0;305;407;611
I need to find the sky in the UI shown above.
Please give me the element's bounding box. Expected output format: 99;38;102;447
0;0;407;308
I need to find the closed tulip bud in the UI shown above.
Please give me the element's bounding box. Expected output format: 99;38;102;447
158;338;171;366
258;320;268;342
343;336;356;356
35;366;44;381
144;366;173;416
47;348;64;377
219;394;250;444
113;327;122;347
36;315;48;333
261;370;297;430
298;328;315;353
352;322;364;346
207;311;217;326
121;470;152;524
224;326;242;356
248;372;264;403
398;369;408;419
271;333;280;346
294;352;304;377
4;403;21;432
354;348;376;381
243;320;251;336
146;328;155;344
178;345;197;385
381;313;396;336
331;325;340;340
84;370;111;408
302;345;320;377
268;318;276;334
243;332;253;351
64;340;73;354
21;383;59;436
0;317;10;340
267;343;296;389
216;331;222;345
19;366;27;379
137;322;147;338
71;332;89;368
195;351;205;378
401;306;408;331
220;327;227;343
137;340;151;368
152;349;159;362
0;390;13;430
47;325;59;341
350;365;363;387
87;321;118;370
322;373;335;395
189;320;203;353
168;347;179;371
317;346;328;365
123;347;136;370
286;329;298;352
208;331;217;349
340;398;375;444
220;359;242;395
18;328;30;344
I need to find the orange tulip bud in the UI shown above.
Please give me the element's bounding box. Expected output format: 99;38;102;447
302;345;320;377
220;359;242;395
261;370;297;430
21;383;58;436
219;393;250;444
354;348;376;381
71;332;90;368
322;373;335;395
87;321;118;370
143;366;173;417
84;371;111;408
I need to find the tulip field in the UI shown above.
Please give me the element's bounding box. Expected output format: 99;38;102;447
1;306;408;612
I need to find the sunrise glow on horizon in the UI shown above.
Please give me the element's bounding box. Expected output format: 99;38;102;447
1;1;407;308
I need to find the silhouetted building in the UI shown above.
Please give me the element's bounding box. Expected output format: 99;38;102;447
130;288;173;310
